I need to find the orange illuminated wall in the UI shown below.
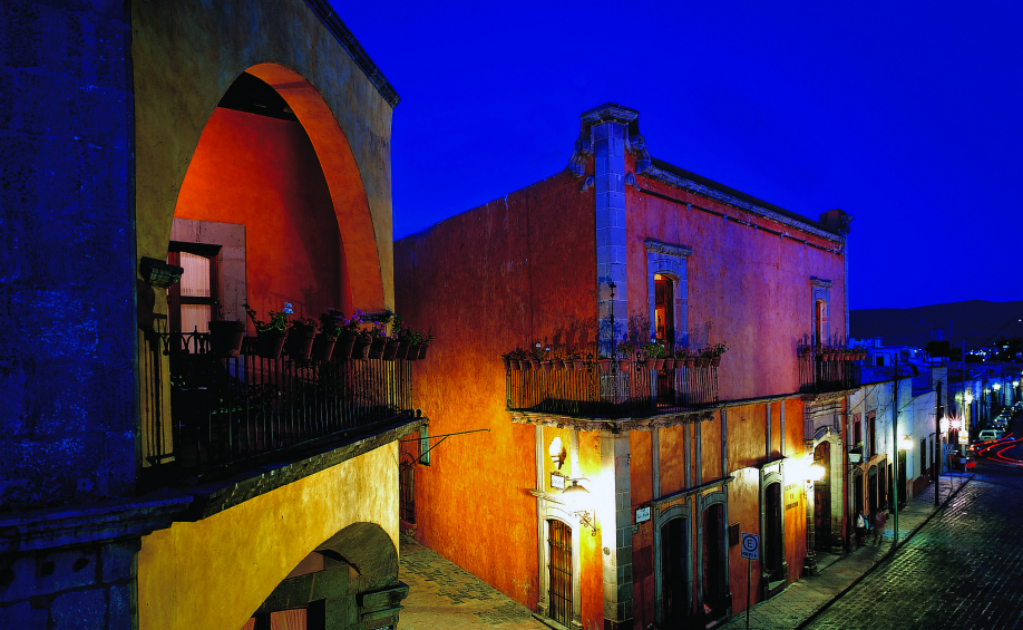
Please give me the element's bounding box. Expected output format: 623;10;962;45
395;169;599;620
174;107;344;324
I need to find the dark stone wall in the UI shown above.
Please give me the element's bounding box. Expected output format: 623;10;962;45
0;0;137;510
0;540;138;630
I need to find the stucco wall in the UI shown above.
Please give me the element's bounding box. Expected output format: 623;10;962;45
132;0;395;316
137;442;400;630
394;171;597;610
627;157;848;401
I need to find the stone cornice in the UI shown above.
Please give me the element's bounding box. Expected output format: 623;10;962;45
651;476;734;509
810;277;833;289
304;0;401;108
509;410;715;431
640;165;846;244
580;103;639;125
800;389;857;403
644;238;693;258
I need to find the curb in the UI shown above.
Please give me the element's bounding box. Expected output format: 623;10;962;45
794;474;974;629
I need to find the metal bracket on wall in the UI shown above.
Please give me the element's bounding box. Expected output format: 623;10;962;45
398;428;490;465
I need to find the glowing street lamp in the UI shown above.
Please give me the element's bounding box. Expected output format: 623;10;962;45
900;435;914;451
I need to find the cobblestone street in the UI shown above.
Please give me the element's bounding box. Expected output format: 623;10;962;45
398;539;547;630
806;464;1023;629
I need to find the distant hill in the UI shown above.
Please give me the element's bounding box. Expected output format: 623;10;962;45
850;300;1023;349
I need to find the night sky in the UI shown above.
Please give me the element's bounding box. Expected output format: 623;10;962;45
335;1;1023;311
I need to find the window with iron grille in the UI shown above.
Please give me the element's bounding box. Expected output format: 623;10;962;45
399;455;415;524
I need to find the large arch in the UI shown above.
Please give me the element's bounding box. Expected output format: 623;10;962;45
133;0;394;315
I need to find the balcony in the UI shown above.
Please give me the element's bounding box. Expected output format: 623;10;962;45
505;358;718;424
798;350;862;395
142;330;416;480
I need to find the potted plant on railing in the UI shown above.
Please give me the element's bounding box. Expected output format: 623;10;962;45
616;341;633;371
797;344;813;359
321;309;360;360
563;347;584;371
642;340;667;370
245;302;291;360
314;309;345;361
208;300;246;359
391;314;411;360
551;350;566;371
502;349;518;370
675;346;694;368
414;329;434;360
706;342;728;367
286;316;319;361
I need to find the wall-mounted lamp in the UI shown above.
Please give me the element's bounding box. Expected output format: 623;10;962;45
900;435;913;451
140;257;183;288
965;392;974;405
807;462;825;483
1013;381;1019;388
548;437;565;471
993;383;1002;391
561;478;598;536
939;417;949;434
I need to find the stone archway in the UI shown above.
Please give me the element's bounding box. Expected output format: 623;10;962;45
244;522;407;630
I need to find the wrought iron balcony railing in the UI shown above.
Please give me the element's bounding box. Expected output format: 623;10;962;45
142;331;415;478
505;358;718;420
798;351;862;394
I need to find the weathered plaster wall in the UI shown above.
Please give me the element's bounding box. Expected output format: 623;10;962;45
0;0;137;510
173;107;341;322
137;442;399;630
132;0;395;315
394;171;597;610
626;159;847;402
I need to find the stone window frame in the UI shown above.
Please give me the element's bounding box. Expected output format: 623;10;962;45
169;218;247;323
810;278;832;347
653;500;693;627
645;239;692;347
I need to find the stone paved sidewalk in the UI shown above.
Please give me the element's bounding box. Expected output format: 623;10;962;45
398;539;548;630
720;472;974;630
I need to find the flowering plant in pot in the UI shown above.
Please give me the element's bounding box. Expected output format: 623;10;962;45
616;340;634;370
565;347;586;371
286;316;320;360
675;346;695;368
245;301;292;360
208;300;246;358
408;328;433;360
531;343;553;370
319;308;359;360
642;340;667;370
705;342;728;367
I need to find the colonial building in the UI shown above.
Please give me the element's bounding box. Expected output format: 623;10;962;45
1;2;420;629
395;104;855;629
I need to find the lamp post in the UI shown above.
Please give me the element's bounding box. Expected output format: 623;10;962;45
802;454;826;576
892;436;912;547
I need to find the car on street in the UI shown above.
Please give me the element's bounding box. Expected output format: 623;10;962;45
949;453;976;470
978;429;1006;442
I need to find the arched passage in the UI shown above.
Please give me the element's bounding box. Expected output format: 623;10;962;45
241;522;406;629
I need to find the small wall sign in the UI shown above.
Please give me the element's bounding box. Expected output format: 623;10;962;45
550;473;566;490
635;506;651;524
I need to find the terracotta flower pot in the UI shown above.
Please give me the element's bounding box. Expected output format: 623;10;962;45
528;358;541;370
685;357;695;368
407;344;421;361
651;358;665;370
368;337;386;359
418;344;429;360
502;357;512;370
541;360;553;371
208;320;245;358
256;330;288;360
311;335;337;362
286;328;317;360
335;332;357;360
383;339;400;360
396;339;411;360
618;358;631;371
510;359;521;370
572;358;586;371
598;358;612;371
712;355;721;367
663;358;675;370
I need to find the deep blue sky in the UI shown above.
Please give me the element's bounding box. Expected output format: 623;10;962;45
335;1;1023;310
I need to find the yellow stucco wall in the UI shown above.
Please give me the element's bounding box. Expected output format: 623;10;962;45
137;442;399;630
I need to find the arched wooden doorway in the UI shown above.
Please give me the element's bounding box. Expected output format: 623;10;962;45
813;441;831;550
661;517;691;627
